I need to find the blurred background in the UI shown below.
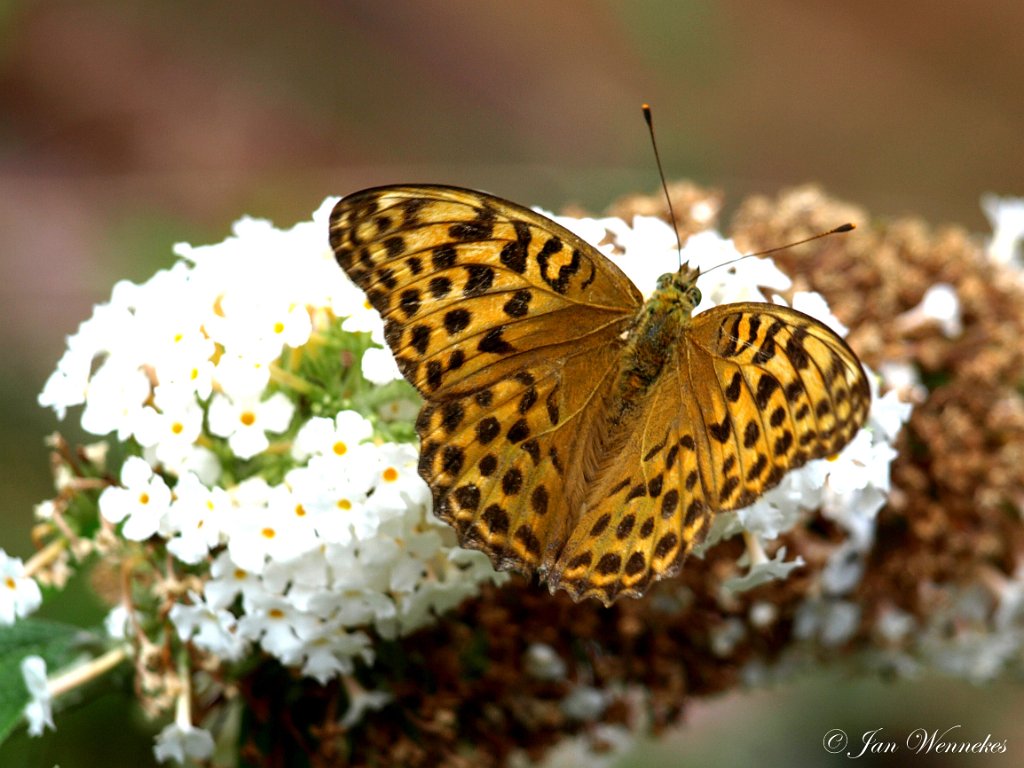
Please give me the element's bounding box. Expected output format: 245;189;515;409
2;1;1022;765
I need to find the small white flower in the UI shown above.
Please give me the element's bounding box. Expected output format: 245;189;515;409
164;473;230;564
20;655;54;736
877;361;927;407
103;605;136;640
149;444;221;485
262;547;330;594
339;681;392;728
724;542;804;593
587;214;679;292
149;330;216;401
210;290;312;363
211;353;272;398
207;391;294;460
204;551;264;610
698;243;793;308
169;592;248;661
789;290;849;337
981;193;1024;266
80;362;152;440
294;620;373;683
749;601;778;629
823;429;885;496
286;461;373;544
363;443;430;522
361;345;403;384
548;212;625;259
292;411;374;462
0;550;43;624
223;485;317;574
875;605;916;643
894;283;962;337
820;541;866;595
237;590;320;665
377;397;420;423
37;346;91;420
133;389;204;468
339;292;386;335
823;432;898;546
38;301;135;419
98;456;172;541
153;721;215;764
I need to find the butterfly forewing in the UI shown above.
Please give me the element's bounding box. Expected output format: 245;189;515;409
330;186;642;397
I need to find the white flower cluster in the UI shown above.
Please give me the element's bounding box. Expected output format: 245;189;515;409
36;199;502;694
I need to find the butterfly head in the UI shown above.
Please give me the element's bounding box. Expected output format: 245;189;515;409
653;264;702;314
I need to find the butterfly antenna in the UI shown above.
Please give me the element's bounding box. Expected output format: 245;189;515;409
748;222;855;258
643;104;685;268
704;223;856;275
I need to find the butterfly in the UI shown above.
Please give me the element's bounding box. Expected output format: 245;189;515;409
329;185;870;605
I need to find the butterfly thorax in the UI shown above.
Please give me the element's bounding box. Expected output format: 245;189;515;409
610;267;702;421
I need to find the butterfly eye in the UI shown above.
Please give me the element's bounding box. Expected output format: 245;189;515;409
690;287;702;305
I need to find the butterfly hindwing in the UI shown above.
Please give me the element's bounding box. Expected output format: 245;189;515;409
688;302;871;466
548;355;711;604
416;350;622;575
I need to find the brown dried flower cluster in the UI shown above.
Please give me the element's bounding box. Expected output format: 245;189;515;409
729;187;1024;630
243;185;1024;768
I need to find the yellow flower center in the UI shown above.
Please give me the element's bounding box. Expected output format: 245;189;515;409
261;527;276;539
240;411;256;427
333;441;347;456
337;499;352;511
171;422;184;435
4;577;16;590
382;467;399;482
138;492;150;505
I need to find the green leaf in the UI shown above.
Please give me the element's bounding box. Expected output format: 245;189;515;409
0;619;88;745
